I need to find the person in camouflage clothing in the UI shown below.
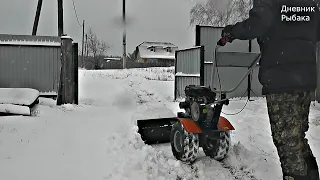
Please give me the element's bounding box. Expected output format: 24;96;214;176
266;91;318;180
218;0;320;179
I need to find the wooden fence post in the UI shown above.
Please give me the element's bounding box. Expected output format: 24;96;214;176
57;35;75;105
73;43;79;105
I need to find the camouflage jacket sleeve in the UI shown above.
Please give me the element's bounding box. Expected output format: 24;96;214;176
231;0;274;40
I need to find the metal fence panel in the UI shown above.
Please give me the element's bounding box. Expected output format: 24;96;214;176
198;26;219;63
0;45;61;93
251;39;261;53
212;67;249;98
204;62;213;88
176;47;201;74
251;66;263;97
197;26;251;63
196;25;264;98
196;25;320;101
215;52;260;67
174;46;203;99
175;76;201;98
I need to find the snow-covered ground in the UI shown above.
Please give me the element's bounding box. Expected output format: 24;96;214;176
0;67;319;180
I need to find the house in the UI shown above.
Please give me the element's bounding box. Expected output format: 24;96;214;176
134;41;178;65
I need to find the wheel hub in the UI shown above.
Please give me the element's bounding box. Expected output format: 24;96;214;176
205;136;217;150
173;131;183;152
191;102;200;121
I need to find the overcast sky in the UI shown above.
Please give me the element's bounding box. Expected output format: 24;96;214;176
0;0;201;55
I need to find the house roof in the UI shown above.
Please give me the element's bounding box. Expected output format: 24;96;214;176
137;41;177;48
0;34;61;46
136;41;178;60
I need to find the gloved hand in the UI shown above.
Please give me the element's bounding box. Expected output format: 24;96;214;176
217;25;235;46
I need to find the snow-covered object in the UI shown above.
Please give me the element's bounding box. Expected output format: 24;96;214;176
0;88;39;106
0;104;30;116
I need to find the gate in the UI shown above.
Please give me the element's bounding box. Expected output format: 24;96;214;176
0;34;61;95
174;46;204;99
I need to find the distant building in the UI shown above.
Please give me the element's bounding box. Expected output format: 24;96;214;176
134;41;178;65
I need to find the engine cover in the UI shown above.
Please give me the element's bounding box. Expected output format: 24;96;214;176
185;85;216;104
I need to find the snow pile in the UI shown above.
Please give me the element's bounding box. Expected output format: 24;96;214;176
0;88;39;106
0;104;31;115
79;67;175;81
105;126;253;180
105;126;182;180
0;88;39;115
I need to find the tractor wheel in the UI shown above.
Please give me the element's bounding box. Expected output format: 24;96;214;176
202;131;231;161
170;121;199;164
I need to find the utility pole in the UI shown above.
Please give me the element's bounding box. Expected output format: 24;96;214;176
32;0;43;35
122;0;127;69
58;0;64;36
81;20;85;68
85;34;88;57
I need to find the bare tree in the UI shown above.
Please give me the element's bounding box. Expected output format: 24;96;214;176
190;0;253;27
86;27;110;69
126;52;136;61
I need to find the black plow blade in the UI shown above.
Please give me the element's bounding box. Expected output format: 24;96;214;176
137;117;177;145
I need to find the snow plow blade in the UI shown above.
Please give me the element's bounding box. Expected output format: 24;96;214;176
137;117;178;145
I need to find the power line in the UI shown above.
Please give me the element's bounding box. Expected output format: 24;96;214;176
71;0;82;27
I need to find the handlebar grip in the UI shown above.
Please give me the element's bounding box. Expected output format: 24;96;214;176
217;37;227;46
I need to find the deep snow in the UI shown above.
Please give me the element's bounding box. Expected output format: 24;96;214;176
0;67;319;180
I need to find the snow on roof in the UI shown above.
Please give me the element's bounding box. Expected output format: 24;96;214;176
0;34;61;46
137;41;178;59
177;46;202;52
138;47;176;59
138;41;177;48
0;40;61;46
